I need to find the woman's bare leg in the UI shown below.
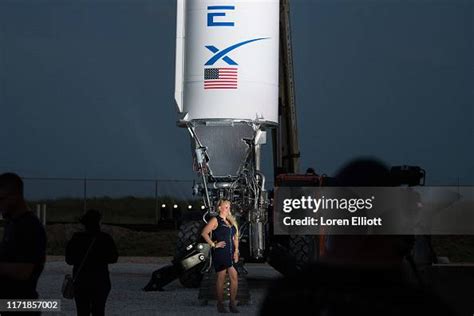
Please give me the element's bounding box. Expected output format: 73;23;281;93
216;270;227;312
227;266;239;311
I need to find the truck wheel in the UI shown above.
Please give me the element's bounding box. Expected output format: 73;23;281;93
175;221;205;288
288;235;316;271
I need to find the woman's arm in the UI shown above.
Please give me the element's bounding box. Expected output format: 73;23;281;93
201;218;225;248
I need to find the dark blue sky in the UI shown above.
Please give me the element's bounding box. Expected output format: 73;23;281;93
0;0;472;188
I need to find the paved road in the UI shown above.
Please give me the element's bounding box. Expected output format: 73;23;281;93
37;257;282;315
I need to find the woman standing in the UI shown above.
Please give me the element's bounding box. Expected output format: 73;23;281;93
201;199;240;313
65;209;118;316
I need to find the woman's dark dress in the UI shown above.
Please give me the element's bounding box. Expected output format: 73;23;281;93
212;216;236;272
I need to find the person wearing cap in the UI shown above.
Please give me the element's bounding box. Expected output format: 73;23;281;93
65;209;118;316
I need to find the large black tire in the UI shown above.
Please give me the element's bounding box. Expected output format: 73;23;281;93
288;235;317;271
175;221;205;288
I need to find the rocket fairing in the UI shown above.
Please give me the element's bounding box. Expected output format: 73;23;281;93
175;0;280;125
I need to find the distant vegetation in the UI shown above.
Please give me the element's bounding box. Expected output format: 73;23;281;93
0;225;472;260
26;196;203;224
0;224;177;257
0;196;472;261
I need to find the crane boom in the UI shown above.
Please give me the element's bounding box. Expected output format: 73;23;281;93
273;0;300;176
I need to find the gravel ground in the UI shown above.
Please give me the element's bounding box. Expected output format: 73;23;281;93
37;257;281;315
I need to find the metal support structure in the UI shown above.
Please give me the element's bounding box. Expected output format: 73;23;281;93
274;0;300;175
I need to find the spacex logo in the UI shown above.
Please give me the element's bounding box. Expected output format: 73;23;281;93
204;5;269;90
205;38;268;66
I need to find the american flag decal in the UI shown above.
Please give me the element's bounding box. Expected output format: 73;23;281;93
204;68;238;89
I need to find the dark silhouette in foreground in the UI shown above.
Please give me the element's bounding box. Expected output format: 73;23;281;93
261;158;455;316
66;209;118;316
0;172;46;315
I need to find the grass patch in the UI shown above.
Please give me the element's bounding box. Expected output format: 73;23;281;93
46;224;178;257
0;224;177;257
27;196;202;224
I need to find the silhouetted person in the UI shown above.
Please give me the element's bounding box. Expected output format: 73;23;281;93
261;158;455;315
66;209;118;316
322;158;407;264
305;167;316;175
0;173;46;315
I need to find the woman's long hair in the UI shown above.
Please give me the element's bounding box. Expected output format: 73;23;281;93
217;199;239;238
